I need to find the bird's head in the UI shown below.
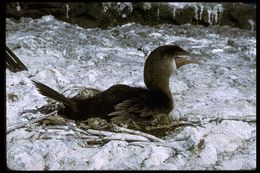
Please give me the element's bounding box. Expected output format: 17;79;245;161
144;45;189;91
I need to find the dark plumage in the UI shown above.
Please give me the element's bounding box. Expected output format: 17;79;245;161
6;46;28;72
33;45;192;122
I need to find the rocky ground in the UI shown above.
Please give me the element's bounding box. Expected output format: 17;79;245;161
6;6;255;170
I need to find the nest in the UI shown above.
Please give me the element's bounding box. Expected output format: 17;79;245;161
35;87;194;138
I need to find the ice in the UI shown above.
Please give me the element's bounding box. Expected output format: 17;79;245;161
6;15;256;170
168;3;223;25
248;19;255;32
16;2;21;12
65;4;70;19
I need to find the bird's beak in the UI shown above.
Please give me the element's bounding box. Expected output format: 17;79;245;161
174;51;200;69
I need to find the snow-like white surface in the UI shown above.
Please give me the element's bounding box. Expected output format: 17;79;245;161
6;15;256;170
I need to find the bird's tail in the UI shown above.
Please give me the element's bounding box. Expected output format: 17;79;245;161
6;46;28;72
32;80;75;108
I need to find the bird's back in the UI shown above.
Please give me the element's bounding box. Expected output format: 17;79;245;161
72;84;149;119
71;84;173;121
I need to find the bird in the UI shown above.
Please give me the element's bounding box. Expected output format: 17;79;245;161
32;45;195;123
6;46;28;72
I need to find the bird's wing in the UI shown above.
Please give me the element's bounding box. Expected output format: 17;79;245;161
108;98;153;122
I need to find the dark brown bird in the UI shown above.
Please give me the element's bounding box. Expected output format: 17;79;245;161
6;46;28;72
33;45;194;122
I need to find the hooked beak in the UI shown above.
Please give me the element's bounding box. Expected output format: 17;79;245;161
174;50;200;69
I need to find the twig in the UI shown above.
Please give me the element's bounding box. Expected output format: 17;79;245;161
48;125;91;136
86;129;117;136
208;115;256;124
7;111;58;134
86;128;150;142
102;133;149;142
223;115;256;123
50;125;149;142
183;113;256;125
34;126;149;147
112;125;165;143
145;121;204;131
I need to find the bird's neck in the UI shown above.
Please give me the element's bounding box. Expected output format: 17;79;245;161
146;78;173;110
145;74;172;98
154;83;173;101
149;84;173;112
